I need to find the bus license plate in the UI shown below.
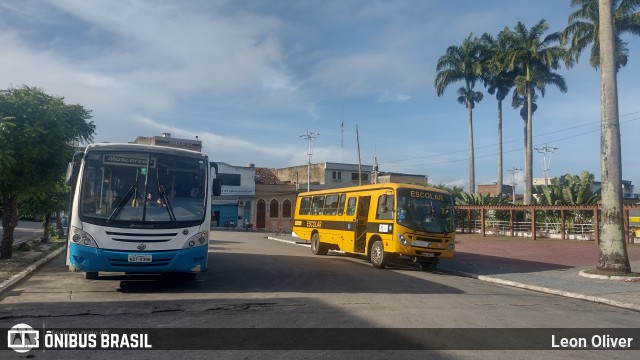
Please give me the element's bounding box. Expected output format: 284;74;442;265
422;252;434;258
128;254;152;263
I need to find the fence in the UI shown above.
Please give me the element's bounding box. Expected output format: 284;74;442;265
456;204;640;243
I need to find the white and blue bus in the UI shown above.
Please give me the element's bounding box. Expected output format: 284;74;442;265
65;143;219;279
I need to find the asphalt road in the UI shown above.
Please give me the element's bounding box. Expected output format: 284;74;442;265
1;231;638;359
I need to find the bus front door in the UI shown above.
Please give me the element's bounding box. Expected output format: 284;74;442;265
354;196;370;253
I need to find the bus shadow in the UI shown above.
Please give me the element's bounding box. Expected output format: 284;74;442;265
440;252;574;276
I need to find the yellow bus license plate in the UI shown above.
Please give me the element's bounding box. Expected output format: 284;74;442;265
422;252;434;258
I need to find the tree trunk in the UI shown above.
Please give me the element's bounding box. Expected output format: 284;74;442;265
467;101;475;193
597;0;630;274
524;87;533;205
42;212;51;244
1;195;19;259
497;99;503;195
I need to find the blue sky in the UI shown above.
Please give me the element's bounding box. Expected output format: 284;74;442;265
1;0;639;193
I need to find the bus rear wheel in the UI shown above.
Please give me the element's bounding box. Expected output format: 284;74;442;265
310;233;328;255
370;240;388;269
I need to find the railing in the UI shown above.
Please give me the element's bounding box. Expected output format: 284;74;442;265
455;204;640;244
456;219;595;238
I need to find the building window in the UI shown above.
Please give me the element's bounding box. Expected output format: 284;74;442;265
351;173;369;181
218;173;241;186
282;199;292;218
332;171;342;180
269;199;279;218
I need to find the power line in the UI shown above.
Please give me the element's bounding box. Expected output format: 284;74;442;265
380;114;640;169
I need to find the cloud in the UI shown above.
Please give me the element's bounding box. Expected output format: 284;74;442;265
378;91;411;103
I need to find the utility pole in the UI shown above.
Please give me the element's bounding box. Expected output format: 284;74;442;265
300;131;319;192
508;167;522;203
534;144;558;186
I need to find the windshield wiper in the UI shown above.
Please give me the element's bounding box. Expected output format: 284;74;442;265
107;185;136;223
157;185;177;224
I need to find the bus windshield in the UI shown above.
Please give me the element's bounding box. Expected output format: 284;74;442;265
79;151;207;225
396;188;455;234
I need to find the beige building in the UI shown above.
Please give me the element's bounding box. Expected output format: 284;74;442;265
274;162;373;191
252;168;298;231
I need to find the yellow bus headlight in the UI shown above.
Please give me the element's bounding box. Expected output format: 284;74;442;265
397;233;409;246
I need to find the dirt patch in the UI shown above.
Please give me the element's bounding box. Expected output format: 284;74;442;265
0;237;65;284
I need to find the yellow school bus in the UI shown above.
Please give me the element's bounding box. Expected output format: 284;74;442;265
292;183;455;270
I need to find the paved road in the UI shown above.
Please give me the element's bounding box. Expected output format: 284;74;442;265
0;221;44;244
1;231;638;359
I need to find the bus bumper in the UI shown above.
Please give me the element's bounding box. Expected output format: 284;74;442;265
68;243;208;274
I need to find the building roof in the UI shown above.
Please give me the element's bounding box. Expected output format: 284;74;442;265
255;168;284;185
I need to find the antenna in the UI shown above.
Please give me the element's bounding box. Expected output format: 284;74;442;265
300;130;319;192
534;144;558;186
508;167;522;203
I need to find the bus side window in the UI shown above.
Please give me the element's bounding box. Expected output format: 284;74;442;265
376;194;393;220
337;194;346;215
346;197;357;216
299;197;311;215
311;196;325;215
324;194;339;216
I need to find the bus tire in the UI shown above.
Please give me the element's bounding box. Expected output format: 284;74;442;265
419;260;439;272
310;233;328;255
84;271;99;280
370;240;387;269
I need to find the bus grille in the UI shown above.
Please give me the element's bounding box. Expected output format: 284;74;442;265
105;231;178;243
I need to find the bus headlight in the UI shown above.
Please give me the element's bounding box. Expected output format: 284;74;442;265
182;231;208;248
446;240;455;251
71;227;99;248
397;233;409;246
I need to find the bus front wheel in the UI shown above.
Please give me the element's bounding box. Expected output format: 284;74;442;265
370;240;388;269
311;233;328;255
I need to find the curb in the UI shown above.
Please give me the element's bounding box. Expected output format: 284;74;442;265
0;245;65;296
267;236;310;247
442;268;640;313
578;270;640;282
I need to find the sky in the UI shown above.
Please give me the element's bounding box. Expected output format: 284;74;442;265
1;0;639;193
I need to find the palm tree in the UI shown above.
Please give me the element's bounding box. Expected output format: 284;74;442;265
481;31;516;195
435;34;485;193
503;20;568;205
562;0;640;71
597;0;631;274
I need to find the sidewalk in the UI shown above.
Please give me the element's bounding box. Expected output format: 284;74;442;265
269;233;640;312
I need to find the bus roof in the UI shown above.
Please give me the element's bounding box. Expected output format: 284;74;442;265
83;143;208;159
297;183;451;196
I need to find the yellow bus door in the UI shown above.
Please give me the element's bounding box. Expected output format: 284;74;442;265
354;196;370;253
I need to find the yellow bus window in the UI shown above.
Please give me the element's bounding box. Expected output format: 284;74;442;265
324;194;339;215
338;194;346;215
346;197;356;216
312;196;325;215
299;197;311;215
376;194;394;220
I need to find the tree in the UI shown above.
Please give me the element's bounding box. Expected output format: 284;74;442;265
597;0;630;274
562;0;640;71
503;20;568;205
0;86;94;259
435;34;486;193
19;178;70;243
482;31;517;194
